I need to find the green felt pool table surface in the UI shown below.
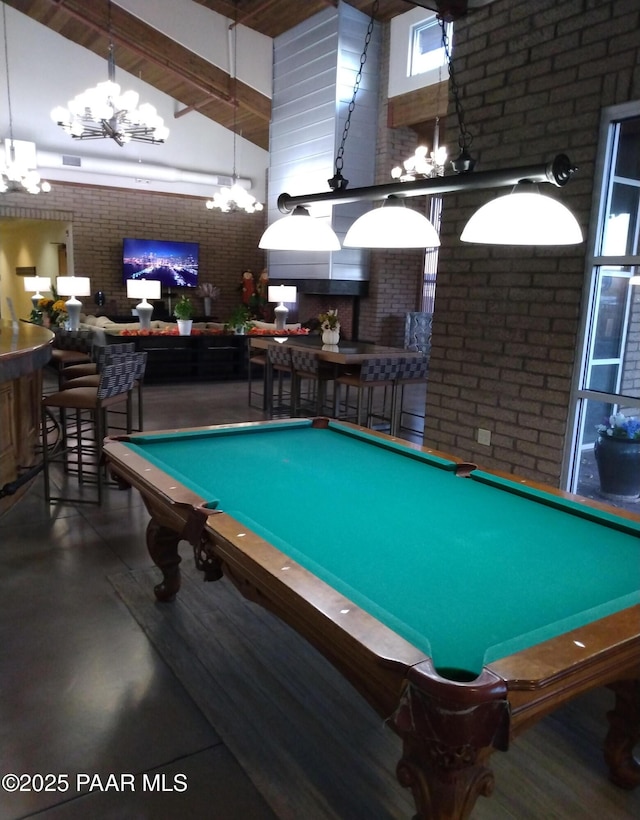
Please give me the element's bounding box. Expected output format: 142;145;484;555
117;418;640;678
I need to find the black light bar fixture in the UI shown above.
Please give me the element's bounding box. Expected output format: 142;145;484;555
278;154;576;212
259;155;583;250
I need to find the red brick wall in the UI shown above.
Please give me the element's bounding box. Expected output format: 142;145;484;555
1;183;266;321
368;0;640;487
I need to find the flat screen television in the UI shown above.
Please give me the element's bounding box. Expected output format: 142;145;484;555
122;237;199;288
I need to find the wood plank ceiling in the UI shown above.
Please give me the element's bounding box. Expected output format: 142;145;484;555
5;0;482;150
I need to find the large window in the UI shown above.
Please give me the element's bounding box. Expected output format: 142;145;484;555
567;105;640;508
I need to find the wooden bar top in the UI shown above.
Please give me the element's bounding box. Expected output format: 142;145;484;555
0;320;53;382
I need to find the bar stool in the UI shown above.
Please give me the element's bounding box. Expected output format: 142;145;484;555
392;356;429;437
290;348;335;417
404;311;433;355
41;355;140;505
335;357;400;429
48;329;93;389
60;342;136;386
267;344;293;417
247;342;267;410
62;346;147;432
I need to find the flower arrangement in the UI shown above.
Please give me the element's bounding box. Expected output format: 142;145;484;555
318;309;339;331
597;412;640;441
35;297;68;327
174;294;193;320
196;283;221;301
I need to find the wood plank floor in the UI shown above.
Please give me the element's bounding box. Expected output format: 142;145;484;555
111;560;639;820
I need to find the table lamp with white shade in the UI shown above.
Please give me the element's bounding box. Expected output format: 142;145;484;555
126;278;161;330
56;276;91;330
268;285;297;330
23;276;51;311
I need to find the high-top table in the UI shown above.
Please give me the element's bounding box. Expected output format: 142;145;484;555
0;320;53;512
248;335;422;418
249;334;421;364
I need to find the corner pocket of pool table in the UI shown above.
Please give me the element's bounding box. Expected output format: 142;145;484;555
391;659;510;755
454;462;478;477
390;659;510;817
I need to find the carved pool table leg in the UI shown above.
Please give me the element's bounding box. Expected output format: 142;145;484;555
604;679;640;789
146;519;182;602
390;664;510;820
193;536;223;582
396;738;496;820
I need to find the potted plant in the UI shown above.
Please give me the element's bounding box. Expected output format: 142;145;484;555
227;304;252;335
174;294;194;335
594;411;640;501
318;309;340;345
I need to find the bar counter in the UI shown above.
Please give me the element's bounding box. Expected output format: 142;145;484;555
0;320;53;513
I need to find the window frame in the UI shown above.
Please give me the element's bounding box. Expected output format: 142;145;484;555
563;100;640;493
407;17;452;81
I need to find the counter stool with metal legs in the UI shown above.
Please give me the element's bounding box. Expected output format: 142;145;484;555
60;342;136;386
247;343;267;410
41;356;139;505
62;347;147;432
290;348;335;417
48;329;93;389
392;356;429;437
334;357;400;430
267;344;293;417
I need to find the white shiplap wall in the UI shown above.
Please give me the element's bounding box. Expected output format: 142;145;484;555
267;3;380;288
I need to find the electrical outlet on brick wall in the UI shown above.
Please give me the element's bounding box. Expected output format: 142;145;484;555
477;428;492;446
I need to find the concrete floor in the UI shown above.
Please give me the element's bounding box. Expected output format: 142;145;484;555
0;377;277;820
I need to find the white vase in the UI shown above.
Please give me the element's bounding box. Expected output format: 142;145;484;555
177;319;193;335
322;328;340;345
203;297;212;316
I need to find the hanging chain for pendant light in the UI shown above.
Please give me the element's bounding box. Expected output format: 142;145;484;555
439;16;475;173
205;0;262;213
230;0;239;180
390;17;449;183
328;0;379;191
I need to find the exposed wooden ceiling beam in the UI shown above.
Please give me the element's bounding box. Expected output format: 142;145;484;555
6;0;481;150
5;0;271;148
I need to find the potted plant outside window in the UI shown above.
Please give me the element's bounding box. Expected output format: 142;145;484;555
174;294;194;335
594;412;640;501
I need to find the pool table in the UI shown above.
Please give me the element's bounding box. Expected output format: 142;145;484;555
103;417;640;820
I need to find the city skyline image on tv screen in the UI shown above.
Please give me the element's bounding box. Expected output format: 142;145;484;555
123;237;199;288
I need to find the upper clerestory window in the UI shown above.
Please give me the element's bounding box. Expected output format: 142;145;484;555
409;17;452;78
